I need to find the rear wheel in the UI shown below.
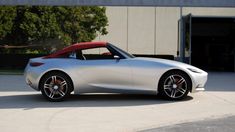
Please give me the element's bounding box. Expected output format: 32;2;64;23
40;72;72;101
158;71;191;100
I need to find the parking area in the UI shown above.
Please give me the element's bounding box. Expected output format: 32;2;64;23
0;72;235;132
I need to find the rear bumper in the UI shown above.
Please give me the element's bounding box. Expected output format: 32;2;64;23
25;77;39;91
24;65;40;91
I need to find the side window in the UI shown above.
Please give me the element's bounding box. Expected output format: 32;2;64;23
81;47;114;60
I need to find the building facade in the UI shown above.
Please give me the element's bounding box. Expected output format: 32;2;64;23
96;7;235;71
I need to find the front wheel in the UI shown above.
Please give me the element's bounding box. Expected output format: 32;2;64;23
158;71;191;100
40;72;72;102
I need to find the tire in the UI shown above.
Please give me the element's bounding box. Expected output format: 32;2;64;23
40;72;73;102
158;70;191;100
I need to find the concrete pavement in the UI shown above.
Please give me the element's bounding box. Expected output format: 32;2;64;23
0;72;235;132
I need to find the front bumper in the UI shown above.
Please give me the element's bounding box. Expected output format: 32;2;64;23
191;71;208;93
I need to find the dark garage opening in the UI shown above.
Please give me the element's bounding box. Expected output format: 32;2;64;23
191;17;235;72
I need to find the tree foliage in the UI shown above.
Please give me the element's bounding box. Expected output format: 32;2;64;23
0;6;108;53
0;6;16;40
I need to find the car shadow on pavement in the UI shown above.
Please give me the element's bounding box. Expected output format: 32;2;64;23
0;93;193;109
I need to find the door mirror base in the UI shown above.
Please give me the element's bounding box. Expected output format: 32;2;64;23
114;55;120;60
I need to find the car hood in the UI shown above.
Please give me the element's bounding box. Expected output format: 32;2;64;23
133;57;205;72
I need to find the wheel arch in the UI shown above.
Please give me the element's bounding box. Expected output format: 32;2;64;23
158;69;193;92
38;70;74;92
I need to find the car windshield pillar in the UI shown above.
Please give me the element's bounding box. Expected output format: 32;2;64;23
107;43;135;59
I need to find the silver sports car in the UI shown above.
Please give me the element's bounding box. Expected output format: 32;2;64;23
24;42;208;101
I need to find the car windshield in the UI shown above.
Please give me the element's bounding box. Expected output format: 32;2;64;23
108;43;135;58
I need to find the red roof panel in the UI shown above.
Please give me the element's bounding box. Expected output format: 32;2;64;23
44;41;107;58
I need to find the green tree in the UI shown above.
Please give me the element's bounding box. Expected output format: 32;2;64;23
19;6;61;42
0;6;16;40
0;6;108;53
54;6;108;44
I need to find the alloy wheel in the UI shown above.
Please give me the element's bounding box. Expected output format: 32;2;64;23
43;75;68;100
163;74;188;99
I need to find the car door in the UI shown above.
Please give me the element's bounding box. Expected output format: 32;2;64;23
74;47;133;93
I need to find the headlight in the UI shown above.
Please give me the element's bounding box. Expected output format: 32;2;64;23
187;68;202;73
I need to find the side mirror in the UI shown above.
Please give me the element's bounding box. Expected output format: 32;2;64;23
114;55;120;60
69;51;76;59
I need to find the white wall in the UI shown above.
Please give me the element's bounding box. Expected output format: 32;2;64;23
128;7;155;54
183;7;235;16
155;7;180;55
96;7;235;56
95;7;128;51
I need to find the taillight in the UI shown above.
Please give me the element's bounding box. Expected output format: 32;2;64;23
30;62;44;67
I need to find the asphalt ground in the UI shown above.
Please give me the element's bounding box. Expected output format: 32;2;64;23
0;72;235;132
141;115;235;132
